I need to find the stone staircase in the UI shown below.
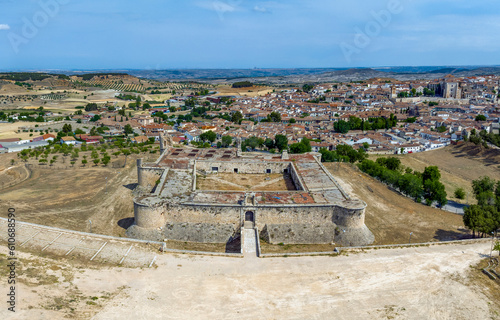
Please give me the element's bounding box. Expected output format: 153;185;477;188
242;228;258;258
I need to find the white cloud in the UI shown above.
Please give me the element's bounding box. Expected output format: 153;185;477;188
253;6;270;13
0;24;10;30
196;1;239;13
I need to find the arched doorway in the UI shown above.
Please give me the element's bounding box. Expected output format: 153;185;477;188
244;211;255;229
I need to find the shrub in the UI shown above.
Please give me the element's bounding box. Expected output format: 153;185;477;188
454;187;466;200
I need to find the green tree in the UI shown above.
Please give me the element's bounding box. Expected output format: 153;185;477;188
454;188;466;200
221;135;233;147
124;124;134;135
385;157;401;171
291;137;312;153
348;116;362;130
334;120;350;134
267;112;281;123
81;159;87;167
472;176;496;206
423;179;448;207
243;136;264;151
264;138;275;150
399;173;424;201
200;130;216;143
475;114;487;121
494;241;500;256
62;123;72;133
302;84;314;92
422;166;441;184
289;118;296;124
464;205;500;238
274;135;288;152
102;157;110;166
231;111;243;124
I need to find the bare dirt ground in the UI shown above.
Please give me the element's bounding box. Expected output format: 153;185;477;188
370;144;500;204
0;241;497;319
0;156;142;237
197;173;296;191
214;85;274;97
325;163;468;245
0;121;36;140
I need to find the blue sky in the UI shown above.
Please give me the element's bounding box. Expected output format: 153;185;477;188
0;0;499;70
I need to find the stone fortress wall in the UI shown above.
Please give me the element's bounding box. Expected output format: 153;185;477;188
128;137;374;247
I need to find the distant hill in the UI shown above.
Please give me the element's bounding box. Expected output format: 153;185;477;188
2;65;500;85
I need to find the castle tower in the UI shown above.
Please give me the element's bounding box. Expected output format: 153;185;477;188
236;137;242;157
159;134;165;154
390;86;397;99
137;158;144;187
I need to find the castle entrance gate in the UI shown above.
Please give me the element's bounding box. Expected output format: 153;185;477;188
244;211;255;229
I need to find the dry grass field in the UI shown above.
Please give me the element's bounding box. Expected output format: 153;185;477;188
0;155;142;237
0;121;36;140
214;85;274;97
196;173;296;191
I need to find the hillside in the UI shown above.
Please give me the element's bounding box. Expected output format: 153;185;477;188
371;143;500;204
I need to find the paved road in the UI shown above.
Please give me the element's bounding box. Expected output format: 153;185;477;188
442;200;469;215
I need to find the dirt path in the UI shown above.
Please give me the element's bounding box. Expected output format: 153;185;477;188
1;242;495;319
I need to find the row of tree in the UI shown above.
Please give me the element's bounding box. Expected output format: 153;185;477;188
358;158;447;206
467;129;500;148
334;115;397;134
320;145;367;164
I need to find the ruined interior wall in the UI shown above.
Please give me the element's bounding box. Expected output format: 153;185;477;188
196;161;290;174
138;168;164;191
289;163;305;191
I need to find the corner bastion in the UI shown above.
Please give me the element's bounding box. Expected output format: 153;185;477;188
127;139;374;247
